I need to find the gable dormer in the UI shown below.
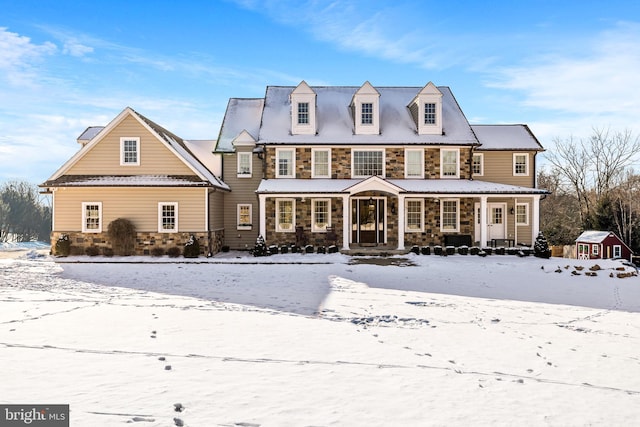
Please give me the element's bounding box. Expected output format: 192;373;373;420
232;130;257;178
351;81;380;135
290;81;317;135
409;82;443;135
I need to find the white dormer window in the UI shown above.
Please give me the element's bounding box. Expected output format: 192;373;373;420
361;103;373;124
424;103;436;124
290;81;317;135
410;82;443;135
352;82;380;135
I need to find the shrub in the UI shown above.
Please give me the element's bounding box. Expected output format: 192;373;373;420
445;246;455;256
85;246;100;256
221;245;230;253
434;245;443;256
252;235;268;257
305;245;314;254
458;246;469;255
55;234;71;257
410;245;420;255
103;247;114;257
268;245;279;255
150;247;165;257
470;246;480;256
534;231;552;258
328;245;339;254
421;246;430;255
107;218;136;256
167;246;181;258
280;245;289;254
183;235;200;258
317;246;326;254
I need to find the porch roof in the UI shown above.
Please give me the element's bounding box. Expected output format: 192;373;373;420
256;178;549;195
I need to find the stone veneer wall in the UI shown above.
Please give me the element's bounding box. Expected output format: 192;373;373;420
50;230;222;256
403;197;475;247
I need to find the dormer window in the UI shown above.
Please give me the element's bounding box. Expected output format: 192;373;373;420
361;103;373;124
351;82;380;135
424;103;436;124
409;82;443;135
290;81;316;135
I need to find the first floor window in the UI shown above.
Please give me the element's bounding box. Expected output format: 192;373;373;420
441;149;459;178
515;203;528;225
353;150;384;177
312;199;330;232
237;152;252;177
159;203;178;233
613;245;622;258
406;199;423;231
472;153;483;176
237;204;252;230
120;137;140;165
405;149;424;178
441;199;459;232
276;199;295;232
82;202;102;233
276;148;295;177
514;153;529;176
592;244;599;256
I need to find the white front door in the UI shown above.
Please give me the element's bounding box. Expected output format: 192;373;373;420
475;203;507;245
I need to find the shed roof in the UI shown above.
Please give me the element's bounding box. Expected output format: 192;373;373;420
575;230;619;243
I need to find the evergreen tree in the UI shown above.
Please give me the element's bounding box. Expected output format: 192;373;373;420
534;231;552;258
252;235;268;257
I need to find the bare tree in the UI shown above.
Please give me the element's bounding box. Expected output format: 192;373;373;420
610;172;640;249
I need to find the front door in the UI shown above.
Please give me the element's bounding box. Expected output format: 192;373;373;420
475;202;507;244
352;198;385;245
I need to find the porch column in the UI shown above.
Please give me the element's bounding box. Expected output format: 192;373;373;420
259;194;267;239
532;195;541;243
342;195;350;250
397;194;405;250
480;195;488;247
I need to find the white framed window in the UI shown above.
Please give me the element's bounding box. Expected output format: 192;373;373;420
515;203;529;225
120;137;140;166
276;198;295;232
613;245;622;258
405;199;424;232
440;148;459;178
158;202;178;233
472;153;484;176
312;148;331;178
592;244;599;256
297;102;309;124
352;149;384;178
237;152;252;177
276;148;295;178
312;199;331;232
405;149;424;178
440;199;459;232
237;204;252;230
82;202;102;233
424;102;436;125
361;102;373;125
513;153;529;176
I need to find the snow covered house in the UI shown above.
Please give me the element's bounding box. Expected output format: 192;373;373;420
40;107;229;255
575;230;633;261
215;81;549;251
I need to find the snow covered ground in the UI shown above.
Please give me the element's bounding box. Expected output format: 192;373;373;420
1;247;639;426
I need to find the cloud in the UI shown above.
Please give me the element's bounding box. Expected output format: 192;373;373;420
0;27;57;85
62;39;94;57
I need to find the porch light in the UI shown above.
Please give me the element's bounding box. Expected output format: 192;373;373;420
510;207;515;215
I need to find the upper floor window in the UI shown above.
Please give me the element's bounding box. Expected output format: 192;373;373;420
297;102;309;124
353;149;384;177
424;103;436;124
82;202;102;233
361;103;373;125
312;199;331;232
405;199;424;232
405;149;424;178
120;137;140;166
440;149;459;178
276;148;295;178
237;204;252;230
516;203;528;225
513;153;529;176
276;198;295;232
472;153;483;176
237;152;252;177
440;199;459;232
158;202;178;233
312;148;331;178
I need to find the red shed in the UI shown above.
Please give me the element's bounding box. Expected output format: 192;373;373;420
575;230;633;261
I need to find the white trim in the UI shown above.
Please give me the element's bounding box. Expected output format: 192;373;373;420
405;148;424;178
275;198;295;232
613;245;622;258
81;202;102;233
440;148;460;179
120;137;140;166
311;148;331;178
351;148;385;178
290;81;317;135
311;198;331;232
592;244;599;256
275;148;296;178
515;202;529;226
405;198;424;232
237;152;252;178
513;153;529;176
440;198;460;232
158;202;178;233
472;152;484;177
237;203;252;230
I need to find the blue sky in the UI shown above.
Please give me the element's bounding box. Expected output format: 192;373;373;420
2;0;640;184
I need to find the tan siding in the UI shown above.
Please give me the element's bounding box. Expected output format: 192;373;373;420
53;187;207;232
475;151;535;187
67;115;194;176
209;189;225;230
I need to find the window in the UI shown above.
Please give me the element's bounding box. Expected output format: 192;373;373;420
613;245;622;258
158;203;178;233
297;102;309;124
515;203;528;225
276;199;295;232
405;149;424;178
440;199;459;232
82;202;102;233
472;153;483;176
592;244;599;256
312;199;331;232
406;199;424;232
440;149;459;178
424;103;436;125
120;137;140;166
237;204;252;230
361;102;373;124
312;148;331;178
237;152;252;177
513;153;529;176
276;148;295;178
353;149;384;177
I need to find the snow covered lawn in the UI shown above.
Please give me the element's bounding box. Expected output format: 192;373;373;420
1;250;639;426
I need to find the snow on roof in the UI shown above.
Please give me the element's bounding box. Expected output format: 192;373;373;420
575;230;617;243
216;98;265;152
43;175;214;187
257;178;549;195
77;126;105;143
471;124;544;151
183;139;221;178
258;86;477;145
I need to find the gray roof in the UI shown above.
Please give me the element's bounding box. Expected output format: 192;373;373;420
472;124;544;151
77;126;104;143
216;98;264;152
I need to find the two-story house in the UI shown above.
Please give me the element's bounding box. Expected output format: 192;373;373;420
216;81;547;251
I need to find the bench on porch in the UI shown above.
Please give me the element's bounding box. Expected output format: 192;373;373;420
444;234;472;247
